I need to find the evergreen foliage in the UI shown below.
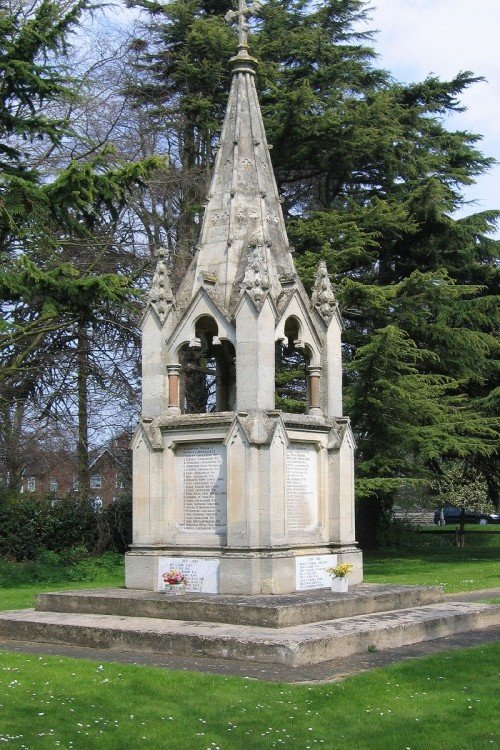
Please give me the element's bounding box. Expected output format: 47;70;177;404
0;487;132;560
0;0;162;341
0;0;89;250
275;344;308;413
128;0;499;543
0;488;93;560
0;0;167;493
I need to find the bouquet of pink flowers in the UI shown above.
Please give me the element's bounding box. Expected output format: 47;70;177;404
162;569;186;586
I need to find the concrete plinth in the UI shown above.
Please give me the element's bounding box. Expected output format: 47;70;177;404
0;597;497;668
128;411;362;596
125;544;363;595
35;584;442;627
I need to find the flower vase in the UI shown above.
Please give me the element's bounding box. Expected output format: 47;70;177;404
331;577;348;593
165;583;186;596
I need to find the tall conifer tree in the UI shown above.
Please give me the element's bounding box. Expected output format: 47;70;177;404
0;0;163;490
126;0;499;541
87;1;500;535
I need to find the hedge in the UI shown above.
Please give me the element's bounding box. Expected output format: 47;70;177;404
0;489;132;561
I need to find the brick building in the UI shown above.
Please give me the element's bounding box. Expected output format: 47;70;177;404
20;450;76;499
20;434;131;508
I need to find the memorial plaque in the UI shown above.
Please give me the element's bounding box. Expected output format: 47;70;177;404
177;443;227;534
286;443;318;532
295;554;334;590
158;557;220;593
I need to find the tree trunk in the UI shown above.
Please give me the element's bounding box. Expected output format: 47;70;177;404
0;401;25;491
76;322;90;500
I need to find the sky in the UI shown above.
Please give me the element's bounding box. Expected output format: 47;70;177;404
102;0;500;234
361;0;500;232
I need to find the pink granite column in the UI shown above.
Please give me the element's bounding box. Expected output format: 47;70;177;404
167;364;182;413
307;365;323;416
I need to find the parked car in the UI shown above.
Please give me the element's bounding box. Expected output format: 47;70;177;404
434;507;500;525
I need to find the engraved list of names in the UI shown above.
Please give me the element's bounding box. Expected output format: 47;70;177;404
286;443;318;533
178;444;227;534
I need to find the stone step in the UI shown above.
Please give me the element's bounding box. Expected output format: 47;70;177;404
35;584;444;628
1;602;498;667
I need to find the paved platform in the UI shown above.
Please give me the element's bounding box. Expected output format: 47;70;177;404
1;585;498;670
444;587;500;602
35;583;444;627
0;599;498;667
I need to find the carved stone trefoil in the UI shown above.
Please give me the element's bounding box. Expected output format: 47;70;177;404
148;248;174;324
311;260;337;322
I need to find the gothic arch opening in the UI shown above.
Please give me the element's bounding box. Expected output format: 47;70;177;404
275;316;309;414
179;316;236;414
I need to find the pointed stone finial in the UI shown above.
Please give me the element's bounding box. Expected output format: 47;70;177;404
241;241;269;308
311;260;337;322
148;247;174;324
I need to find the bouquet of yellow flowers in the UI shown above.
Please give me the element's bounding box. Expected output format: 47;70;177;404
325;563;353;579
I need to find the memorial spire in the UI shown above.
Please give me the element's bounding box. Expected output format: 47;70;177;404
131;0;360;598
176;0;297;315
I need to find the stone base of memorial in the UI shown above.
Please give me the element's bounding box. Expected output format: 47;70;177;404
126;547;362;595
127;412;363;595
330;578;348;593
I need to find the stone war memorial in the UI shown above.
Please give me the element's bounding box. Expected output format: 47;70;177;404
0;0;498;668
126;0;361;597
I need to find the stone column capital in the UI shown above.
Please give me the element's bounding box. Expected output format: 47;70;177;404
307;365;323;378
166;363;182;375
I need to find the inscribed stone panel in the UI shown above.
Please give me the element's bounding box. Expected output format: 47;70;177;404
158;557;220;593
295;554;334;591
177;443;227;534
286;443;318;533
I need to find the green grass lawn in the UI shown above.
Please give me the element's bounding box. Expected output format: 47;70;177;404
421;524;500;533
0;545;498;748
0;554;125;611
419;524;500;547
1;643;498;750
364;547;499;593
0;576;124;611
